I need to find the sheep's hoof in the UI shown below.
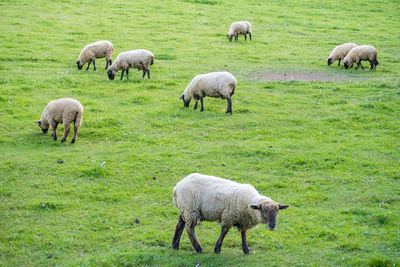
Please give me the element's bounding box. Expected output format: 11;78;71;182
214;247;221;254
53;136;57;141
61;138;66;142
71;139;75;144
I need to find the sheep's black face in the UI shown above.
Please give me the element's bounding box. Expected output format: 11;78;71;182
180;95;190;107
107;69;115;80
250;202;290;231
344;62;349;69
35;121;48;133
76;61;82;70
327;58;333;66
227;35;233;42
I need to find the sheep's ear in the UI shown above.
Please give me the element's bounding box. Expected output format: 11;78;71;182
35;121;41;125
278;204;290;210
249;204;261;210
76;61;79;64
179;95;184;100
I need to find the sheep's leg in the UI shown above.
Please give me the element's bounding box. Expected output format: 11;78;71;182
235;34;238;41
61;124;70;142
200;98;203;112
105;58;109;70
338;59;341;66
120;70;125;80
226;98;232;114
126;68;129;79
93;59;96;71
147;69;150;79
241;230;250;254
355;62;359;70
249;33;252;41
359;62;364;70
244;34;247;41
71;124;79;144
172;215;186;250
214;226;230;254
51;121;58;141
86;61;91;71
186;223;203;253
193;101;198;110
369;60;374;70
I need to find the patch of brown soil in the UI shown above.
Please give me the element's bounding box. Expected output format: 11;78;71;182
255;72;358;82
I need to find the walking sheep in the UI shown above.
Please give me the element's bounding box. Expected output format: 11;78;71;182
343;45;379;70
172;173;290;254
227;21;252;42
180;71;237;114
36;98;83;143
327;43;357;66
107;49;154;80
76;40;114;71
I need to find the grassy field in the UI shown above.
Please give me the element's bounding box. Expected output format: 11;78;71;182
1;0;399;266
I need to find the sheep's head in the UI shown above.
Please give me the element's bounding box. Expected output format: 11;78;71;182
343;58;353;69
226;34;233;42
76;61;83;70
107;69;115;80
35;121;48;133
180;94;190;107
327;57;333;66
249;201;290;230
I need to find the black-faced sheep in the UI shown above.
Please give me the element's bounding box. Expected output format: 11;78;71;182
180;71;237;114
36;98;83;143
327;43;357;66
107;49;154;80
227;21;252;42
172;173;290;254
343;45;379;70
76;40;114;71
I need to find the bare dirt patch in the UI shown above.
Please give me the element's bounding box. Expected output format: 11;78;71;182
254;72;360;82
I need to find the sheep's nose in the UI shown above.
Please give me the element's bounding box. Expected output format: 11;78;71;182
267;223;275;230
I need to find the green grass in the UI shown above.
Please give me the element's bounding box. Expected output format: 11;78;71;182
1;0;399;266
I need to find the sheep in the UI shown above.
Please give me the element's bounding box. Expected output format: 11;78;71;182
172;173;290;254
36;98;83;143
180;71;237;114
343;45;379;70
327;43;357;66
76;40;114;71
107;49;154;80
227;21;252;42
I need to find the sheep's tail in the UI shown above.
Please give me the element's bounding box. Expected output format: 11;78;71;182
74;110;83;127
150;55;154;65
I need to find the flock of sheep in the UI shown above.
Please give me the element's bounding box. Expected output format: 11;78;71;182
34;20;379;254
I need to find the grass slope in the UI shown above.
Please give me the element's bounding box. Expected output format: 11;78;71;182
0;0;399;266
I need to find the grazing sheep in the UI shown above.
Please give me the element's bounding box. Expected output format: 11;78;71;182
107;49;154;80
172;173;290;254
180;71;237;114
227;21;252;42
76;40;114;71
327;43;357;66
36;98;83;143
343;45;379;70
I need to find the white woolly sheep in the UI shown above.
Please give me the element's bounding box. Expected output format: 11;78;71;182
227;21;252;42
343;45;379;70
107;49;154;80
172;173;290;254
76;40;114;71
36;98;83;143
180;71;237;114
327;43;357;66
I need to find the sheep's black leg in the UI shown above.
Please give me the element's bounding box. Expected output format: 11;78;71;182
355;62;359;70
200;98;203;112
71;124;79;144
51;122;58;141
86;61;91;71
338;59;341;66
235;34;238;41
147;69;150;79
105;59;109;70
241;230;250;254
350;63;354;69
172;215;186;250
120;70;125;80
249;33;252;41
110;59;112;65
186;223;203;253
369;60;374;70
214;226;230;254
93;59;96;71
360;62;364;70
226;98;232;114
61;124;70;142
244;34;247;41
126;69;129;79
193;101;198;110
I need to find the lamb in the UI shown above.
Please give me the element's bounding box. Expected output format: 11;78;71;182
227;21;252;42
36;98;83;143
76;40;114;71
343;45;379;70
180;71;237;114
327;43;357;66
107;49;154;80
172;173;290;254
